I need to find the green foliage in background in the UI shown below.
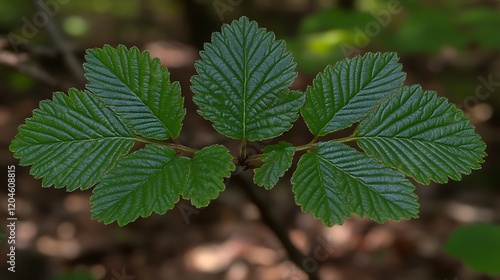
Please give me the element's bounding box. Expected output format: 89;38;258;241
445;224;500;276
10;17;486;227
288;4;500;73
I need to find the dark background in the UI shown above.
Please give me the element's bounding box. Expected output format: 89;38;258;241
0;0;499;279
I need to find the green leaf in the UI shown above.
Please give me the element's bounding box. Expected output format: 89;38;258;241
51;271;97;280
191;16;304;141
9;89;134;190
90;145;190;226
301;52;405;136
355;85;487;184
254;141;295;190
444;223;500;275
84;44;185;140
184;145;235;207
291;142;418;227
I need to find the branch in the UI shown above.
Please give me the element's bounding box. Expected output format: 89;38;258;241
30;0;86;84
232;173;321;280
0;49;70;89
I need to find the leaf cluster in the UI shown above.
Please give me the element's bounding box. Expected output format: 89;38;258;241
10;17;486;227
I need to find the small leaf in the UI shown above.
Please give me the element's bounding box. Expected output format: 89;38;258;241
301;52;405;136
355;85;487;184
254;141;295;190
90;145;190;226
291;142;418;227
444;224;500;275
184;145;235;207
84;44;185;140
191;16;304;141
9;89;134;190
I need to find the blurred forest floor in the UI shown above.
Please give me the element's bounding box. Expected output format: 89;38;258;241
1;1;500;280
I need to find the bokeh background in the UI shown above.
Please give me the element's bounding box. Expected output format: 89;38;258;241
1;0;499;279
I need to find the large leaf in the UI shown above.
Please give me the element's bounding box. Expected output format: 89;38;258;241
9;89;134;191
90;145;190;226
301;52;405;136
254;141;295;190
84;45;185;140
444;224;500;276
291;142;418;226
355;85;487;184
184;145;235;207
191;16;304;141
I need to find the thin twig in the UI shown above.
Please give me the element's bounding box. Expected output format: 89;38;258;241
239;138;247;163
0;49;69;89
30;0;85;84
232;173;321;280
